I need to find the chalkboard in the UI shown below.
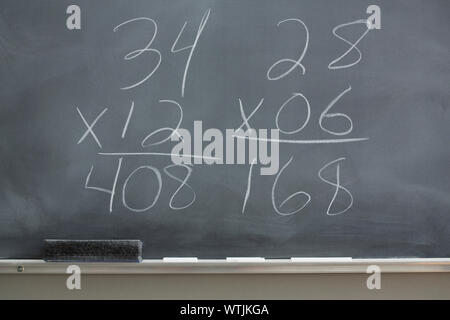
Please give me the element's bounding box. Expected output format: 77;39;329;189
1;0;449;259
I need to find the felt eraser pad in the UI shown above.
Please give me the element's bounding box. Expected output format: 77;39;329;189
43;240;142;262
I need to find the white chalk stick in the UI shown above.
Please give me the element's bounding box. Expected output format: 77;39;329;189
226;257;266;262
290;257;352;262
163;257;198;262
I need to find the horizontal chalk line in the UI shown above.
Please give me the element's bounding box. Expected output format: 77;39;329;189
232;135;369;144
98;152;219;160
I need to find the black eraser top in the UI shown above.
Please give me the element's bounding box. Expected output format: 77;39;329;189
42;239;142;262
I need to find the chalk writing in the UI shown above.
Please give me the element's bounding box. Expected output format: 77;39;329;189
113;17;161;90
267;18;309;80
318;158;353;215
171;9;211;97
74;7;378;217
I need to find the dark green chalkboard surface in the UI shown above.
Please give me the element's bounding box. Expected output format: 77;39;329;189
1;0;449;258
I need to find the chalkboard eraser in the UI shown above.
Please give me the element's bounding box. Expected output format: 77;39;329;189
42;240;142;262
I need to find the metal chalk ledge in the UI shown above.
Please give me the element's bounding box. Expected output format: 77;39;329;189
0;258;450;274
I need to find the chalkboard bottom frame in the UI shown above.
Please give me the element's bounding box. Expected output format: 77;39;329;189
0;258;449;274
